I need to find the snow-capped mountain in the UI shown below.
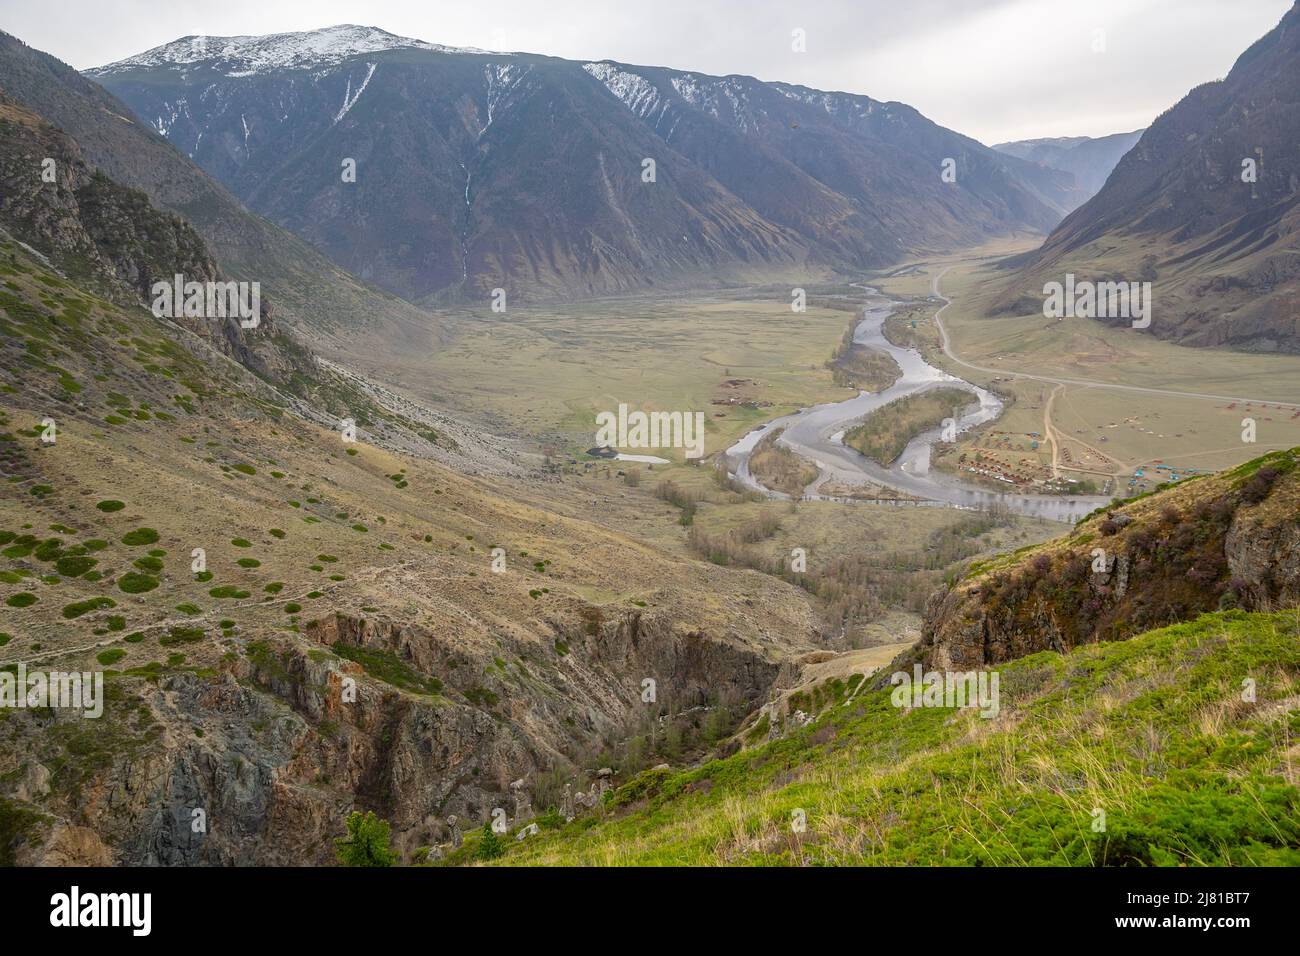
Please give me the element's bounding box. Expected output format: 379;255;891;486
88;25;1078;302
91;24;492;77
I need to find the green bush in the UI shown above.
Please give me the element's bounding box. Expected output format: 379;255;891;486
160;625;204;646
55;555;96;577
117;572;159;594
209;586;250;599
335;811;396;867
475;822;505;861
61;596;115;619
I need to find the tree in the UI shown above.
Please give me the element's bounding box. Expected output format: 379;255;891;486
335;810;396;867
475;821;505;861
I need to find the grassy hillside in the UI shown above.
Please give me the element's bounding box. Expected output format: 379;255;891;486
453;610;1300;866
0;232;828;864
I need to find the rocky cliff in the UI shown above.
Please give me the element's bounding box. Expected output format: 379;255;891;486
906;448;1299;672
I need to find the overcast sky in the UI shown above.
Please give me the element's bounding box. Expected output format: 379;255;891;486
10;0;1293;143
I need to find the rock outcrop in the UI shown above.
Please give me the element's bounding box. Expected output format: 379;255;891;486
904;449;1300;672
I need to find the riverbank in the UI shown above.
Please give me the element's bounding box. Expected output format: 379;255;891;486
724;285;1110;522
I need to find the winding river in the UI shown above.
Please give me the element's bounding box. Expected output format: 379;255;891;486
724;286;1110;523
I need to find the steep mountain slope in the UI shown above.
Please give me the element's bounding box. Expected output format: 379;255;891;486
0;93;278;376
0;90;508;473
87;25;1073;303
1002;2;1300;352
992;129;1143;208
0;86;824;864
442;450;1300;866
0;226;822;864
0;29;436;340
453;609;1300;865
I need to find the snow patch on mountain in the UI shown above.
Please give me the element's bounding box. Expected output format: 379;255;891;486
481;63;529;135
90;24;500;77
151;97;191;136
583;62;665;119
773;84;884;122
670;74;760;131
333;62;377;124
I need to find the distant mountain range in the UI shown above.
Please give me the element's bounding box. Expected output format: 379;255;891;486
992;130;1144;210
87;24;1077;303
1004;1;1300;352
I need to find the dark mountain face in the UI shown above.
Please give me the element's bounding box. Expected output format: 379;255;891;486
1006;2;1300;351
0;29;434;338
88;25;1073;303
992;129;1143;209
0;83;443;440
0;92;281;376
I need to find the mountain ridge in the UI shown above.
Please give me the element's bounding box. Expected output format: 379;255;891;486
0;28;440;343
88;25;1077;304
999;1;1300;351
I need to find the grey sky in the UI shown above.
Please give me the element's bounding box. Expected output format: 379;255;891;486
11;0;1293;143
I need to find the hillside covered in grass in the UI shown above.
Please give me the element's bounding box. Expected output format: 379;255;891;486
452;610;1300;866
0;230;822;864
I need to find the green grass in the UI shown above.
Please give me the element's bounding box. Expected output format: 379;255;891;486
471;610;1300;867
330;642;442;697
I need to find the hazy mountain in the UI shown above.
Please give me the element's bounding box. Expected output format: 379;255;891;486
1003;2;1300;352
88;25;1076;303
992;129;1143;207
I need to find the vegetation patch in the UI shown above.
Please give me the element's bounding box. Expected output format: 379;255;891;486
117;572;160;594
61;596;116;619
844;387;973;465
120;528;160;547
330;642;442;697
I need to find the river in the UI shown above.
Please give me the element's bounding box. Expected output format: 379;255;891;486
723;286;1110;523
